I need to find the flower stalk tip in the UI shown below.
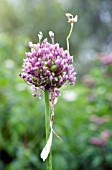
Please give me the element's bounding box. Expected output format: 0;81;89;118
38;31;43;42
49;31;55;44
49;31;54;38
66;13;78;24
66;13;78;52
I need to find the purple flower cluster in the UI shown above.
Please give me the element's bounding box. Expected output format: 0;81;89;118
19;32;76;97
90;130;110;147
99;53;112;65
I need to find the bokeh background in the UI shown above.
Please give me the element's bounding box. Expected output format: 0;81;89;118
0;0;112;170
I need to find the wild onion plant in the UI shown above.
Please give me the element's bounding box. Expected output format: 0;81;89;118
19;13;78;170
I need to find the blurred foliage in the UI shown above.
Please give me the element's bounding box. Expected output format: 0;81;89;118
0;0;112;170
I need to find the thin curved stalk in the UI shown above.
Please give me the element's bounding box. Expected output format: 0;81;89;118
66;23;74;53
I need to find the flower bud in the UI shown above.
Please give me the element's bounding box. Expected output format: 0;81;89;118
49;31;54;38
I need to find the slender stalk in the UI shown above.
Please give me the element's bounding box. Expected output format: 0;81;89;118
66;23;74;52
45;89;52;170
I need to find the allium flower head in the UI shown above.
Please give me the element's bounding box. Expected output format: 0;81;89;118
19;31;76;98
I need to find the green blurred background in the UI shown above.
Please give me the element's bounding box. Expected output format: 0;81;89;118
0;0;112;170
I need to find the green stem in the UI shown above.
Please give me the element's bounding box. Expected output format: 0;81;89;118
45;89;52;170
66;23;74;53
